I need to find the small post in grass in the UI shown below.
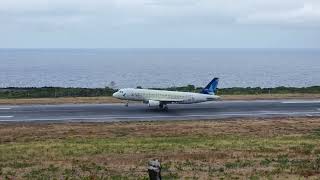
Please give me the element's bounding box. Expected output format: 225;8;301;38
148;159;161;180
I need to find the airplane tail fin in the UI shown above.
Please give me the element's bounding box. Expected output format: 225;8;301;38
201;78;219;95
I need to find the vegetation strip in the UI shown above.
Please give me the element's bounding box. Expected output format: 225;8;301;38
1;86;320;99
1;117;320;179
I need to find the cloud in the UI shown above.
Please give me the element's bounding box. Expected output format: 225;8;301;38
237;2;320;26
1;0;320;30
0;0;319;48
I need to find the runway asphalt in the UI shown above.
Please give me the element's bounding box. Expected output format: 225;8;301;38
0;100;320;122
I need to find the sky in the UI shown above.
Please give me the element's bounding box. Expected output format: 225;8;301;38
1;0;320;48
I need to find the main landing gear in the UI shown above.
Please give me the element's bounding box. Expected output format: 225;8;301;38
125;101;129;107
159;103;168;111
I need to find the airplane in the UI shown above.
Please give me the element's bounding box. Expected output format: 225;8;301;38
112;78;220;110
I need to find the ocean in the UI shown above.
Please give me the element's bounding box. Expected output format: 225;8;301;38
0;48;319;88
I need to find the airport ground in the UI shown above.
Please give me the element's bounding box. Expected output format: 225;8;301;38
0;94;320;179
1;93;320;105
1;117;320;179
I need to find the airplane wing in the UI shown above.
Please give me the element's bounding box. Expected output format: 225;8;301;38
149;98;185;104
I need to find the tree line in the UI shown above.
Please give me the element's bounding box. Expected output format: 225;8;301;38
0;85;319;99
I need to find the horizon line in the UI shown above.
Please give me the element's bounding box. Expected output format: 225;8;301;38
1;47;320;50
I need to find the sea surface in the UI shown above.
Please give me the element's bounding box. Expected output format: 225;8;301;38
0;49;319;88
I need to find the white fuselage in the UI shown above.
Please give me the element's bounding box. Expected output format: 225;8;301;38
113;88;220;104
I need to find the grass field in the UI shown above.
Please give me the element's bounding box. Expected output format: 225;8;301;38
1;117;320;179
1;93;320;105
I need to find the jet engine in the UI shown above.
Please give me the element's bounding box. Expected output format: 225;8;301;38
148;100;160;107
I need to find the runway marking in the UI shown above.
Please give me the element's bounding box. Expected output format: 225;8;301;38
0;116;13;118
2;111;320;122
0;108;11;110
282;101;320;104
217;111;320;117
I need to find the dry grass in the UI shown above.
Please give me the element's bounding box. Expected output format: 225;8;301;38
1;117;319;142
1;117;320;179
1;93;320;105
221;93;320;100
0;97;124;105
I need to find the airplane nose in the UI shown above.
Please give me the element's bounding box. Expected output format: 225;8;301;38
112;92;118;97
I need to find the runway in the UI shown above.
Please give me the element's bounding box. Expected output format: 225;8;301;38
0;100;320;122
